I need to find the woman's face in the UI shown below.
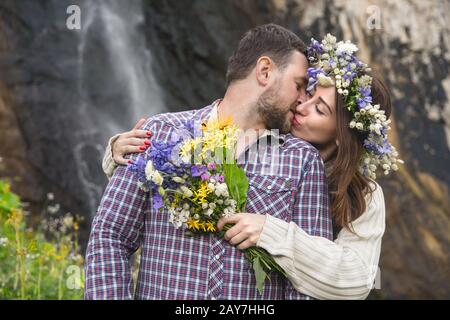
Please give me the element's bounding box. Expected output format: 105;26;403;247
291;85;337;148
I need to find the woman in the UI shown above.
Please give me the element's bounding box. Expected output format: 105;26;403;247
101;34;401;299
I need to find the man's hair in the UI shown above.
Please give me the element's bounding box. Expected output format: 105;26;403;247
226;23;307;86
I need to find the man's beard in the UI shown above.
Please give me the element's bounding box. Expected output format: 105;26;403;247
256;82;294;134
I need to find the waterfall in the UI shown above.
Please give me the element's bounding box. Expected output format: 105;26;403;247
80;0;166;135
74;0;166;214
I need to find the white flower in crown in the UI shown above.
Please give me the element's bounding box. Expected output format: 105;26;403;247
306;34;404;179
317;73;334;87
336;41;359;56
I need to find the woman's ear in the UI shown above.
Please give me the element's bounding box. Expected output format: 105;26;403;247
336;139;340;147
255;56;272;86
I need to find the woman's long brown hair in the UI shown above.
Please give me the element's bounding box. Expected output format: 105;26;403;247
328;74;392;236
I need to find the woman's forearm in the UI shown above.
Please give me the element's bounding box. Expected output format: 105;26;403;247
257;185;385;300
102;133;121;180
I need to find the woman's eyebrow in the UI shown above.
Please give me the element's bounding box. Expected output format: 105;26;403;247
319;96;332;114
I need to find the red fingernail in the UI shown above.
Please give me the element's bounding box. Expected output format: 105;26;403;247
139;146;146;151
128;160;133;164
144;140;151;146
146;131;152;136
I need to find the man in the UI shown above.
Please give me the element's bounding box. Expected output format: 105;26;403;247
84;23;332;299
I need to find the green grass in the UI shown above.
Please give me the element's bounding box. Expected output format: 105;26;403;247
0;180;84;299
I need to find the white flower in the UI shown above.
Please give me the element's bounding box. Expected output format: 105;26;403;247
145;161;155;181
215;183;229;197
172;177;185;184
152;170;164;186
317;74;334;87
202;202;208;209
0;237;8;247
180;186;193;198
336;41;359;55
207;183;215;191
324;33;337;45
349;121;356;128
356;123;364;130
183;203;190;210
209;203;216;210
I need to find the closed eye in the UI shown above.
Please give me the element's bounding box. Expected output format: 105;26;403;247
315;104;324;115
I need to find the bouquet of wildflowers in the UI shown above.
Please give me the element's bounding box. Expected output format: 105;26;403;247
129;118;287;294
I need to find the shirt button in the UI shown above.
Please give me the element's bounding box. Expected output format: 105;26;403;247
215;254;220;260
267;185;272;190
211;297;216;300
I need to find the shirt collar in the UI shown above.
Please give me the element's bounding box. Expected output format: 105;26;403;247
207;99;285;146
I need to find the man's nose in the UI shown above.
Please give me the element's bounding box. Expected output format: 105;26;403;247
297;89;307;105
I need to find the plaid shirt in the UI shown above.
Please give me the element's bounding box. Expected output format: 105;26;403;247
84;103;332;300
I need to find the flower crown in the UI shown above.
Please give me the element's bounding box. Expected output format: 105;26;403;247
306;34;403;180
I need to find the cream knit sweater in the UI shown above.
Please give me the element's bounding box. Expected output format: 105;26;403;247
102;136;385;300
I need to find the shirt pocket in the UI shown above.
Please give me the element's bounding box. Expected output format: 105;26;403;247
246;174;297;222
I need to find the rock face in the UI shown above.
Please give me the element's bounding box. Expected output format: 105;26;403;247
0;0;448;299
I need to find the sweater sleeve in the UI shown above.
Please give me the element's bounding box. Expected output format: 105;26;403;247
102;133;121;180
257;182;385;300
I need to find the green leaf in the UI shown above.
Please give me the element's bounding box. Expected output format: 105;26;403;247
252;256;267;296
223;158;248;211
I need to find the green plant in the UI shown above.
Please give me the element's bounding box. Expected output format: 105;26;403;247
0;180;84;299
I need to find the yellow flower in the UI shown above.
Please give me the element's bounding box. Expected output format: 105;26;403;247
205;221;216;232
193;181;212;204
6;209;23;228
187;219;200;231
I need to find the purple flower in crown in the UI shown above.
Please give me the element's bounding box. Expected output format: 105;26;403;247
342;64;357;83
307;38;323;58
356;87;372;109
307;67;325;92
363;138;392;156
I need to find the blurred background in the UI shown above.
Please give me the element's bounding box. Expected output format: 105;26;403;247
0;0;449;299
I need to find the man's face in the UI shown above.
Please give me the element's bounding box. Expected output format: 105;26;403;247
256;51;308;133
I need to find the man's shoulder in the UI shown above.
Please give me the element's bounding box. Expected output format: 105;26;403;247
140;105;213;131
281;133;321;158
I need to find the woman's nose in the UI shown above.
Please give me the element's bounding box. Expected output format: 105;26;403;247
295;102;309;116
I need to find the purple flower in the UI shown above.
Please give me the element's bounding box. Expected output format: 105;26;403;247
356;87;372;109
200;172;211;181
207;163;216;171
307;67;324;93
152;193;164;210
307;38;323;58
191;165;208;177
363;138;392;156
217;175;225;183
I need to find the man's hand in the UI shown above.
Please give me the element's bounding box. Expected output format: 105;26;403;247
217;213;267;250
112;118;152;165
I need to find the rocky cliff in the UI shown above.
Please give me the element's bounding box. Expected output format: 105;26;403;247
0;0;448;299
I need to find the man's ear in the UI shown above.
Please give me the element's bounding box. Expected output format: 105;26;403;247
255;56;273;86
336;139;340;147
